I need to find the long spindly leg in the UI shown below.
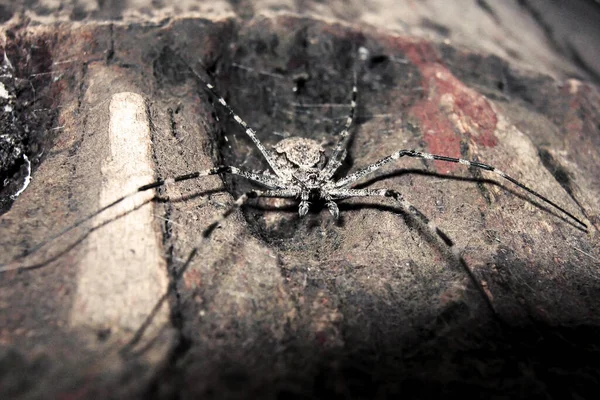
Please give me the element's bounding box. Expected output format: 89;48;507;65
333;149;587;230
202;188;299;238
0;166;285;272
328;187;498;316
187;67;286;178
319;70;358;181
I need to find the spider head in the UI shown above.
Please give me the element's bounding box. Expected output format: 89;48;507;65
274;137;325;169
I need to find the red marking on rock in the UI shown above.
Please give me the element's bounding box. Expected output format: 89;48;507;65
410;95;461;171
389;39;499;171
560;81;592;139
394;39;440;65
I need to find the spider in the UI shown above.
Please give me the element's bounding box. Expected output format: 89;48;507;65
0;65;587;286
176;69;587;239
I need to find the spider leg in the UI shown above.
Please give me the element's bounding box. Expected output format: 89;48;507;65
319;70;358;180
138;165;285;192
333;149;587;229
203;188;299;238
0;165;284;272
327;187;497;316
299;190;310;218
188;67;286;178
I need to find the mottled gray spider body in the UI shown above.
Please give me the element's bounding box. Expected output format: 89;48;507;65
270;137;331;216
184;70;586;264
1;64;587;300
177;69;586;314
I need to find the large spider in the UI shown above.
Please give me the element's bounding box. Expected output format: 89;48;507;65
172;71;587;240
0;66;587;293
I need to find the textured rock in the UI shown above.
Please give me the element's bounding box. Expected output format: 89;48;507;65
0;5;599;400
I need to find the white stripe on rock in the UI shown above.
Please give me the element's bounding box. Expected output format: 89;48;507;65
70;92;169;334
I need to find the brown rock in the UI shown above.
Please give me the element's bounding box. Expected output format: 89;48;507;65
0;5;599;399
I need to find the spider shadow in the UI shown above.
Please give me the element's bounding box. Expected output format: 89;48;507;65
350;168;585;232
120;227;261;359
237;166;584;243
4;189;222;273
231;167;582;320
120;247;198;358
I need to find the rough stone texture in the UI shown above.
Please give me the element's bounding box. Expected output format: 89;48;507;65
2;1;600;82
0;26;57;213
0;2;599;400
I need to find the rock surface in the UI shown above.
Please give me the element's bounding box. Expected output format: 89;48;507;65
0;2;599;399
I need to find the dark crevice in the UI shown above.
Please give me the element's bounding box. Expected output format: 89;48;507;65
420;18;450;37
518;0;597;83
0;3;14;22
76;61;88;110
367;54;389;68
167;107;178;139
146;101;161;174
537;148;574;196
105;23;115;64
537;147;590;226
517;0;556;46
476;0;501;25
65;62;89;216
145;103;193;399
144;244;194;400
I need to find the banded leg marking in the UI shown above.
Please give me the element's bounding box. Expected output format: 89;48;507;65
321;70;358;180
0;165;282;271
187;66;285;178
333;150;587;229
328;187;497;315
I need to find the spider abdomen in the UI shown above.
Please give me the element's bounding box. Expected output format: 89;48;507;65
274;137;325;168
